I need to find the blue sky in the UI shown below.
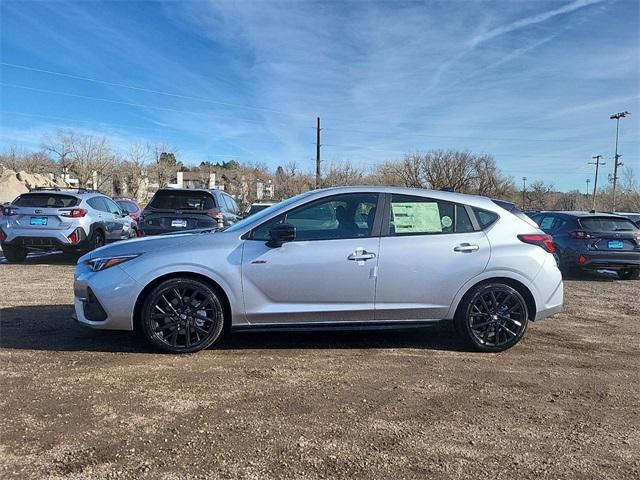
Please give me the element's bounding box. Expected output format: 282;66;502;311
1;0;638;191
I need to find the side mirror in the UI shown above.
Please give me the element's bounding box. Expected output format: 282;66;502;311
121;210;129;217
266;223;296;248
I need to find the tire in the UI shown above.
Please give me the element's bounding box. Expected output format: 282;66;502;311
2;244;28;263
90;229;105;251
617;268;640;280
141;278;226;353
454;283;529;352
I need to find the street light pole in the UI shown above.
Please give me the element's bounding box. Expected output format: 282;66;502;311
610;111;630;211
521;177;527;210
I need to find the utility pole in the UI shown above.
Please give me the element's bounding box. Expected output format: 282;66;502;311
315;117;321;188
586;178;590;196
588;155;605;211
521;177;527;210
610;111;630;211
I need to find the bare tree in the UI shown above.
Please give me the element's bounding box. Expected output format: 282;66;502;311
274;161;314;199
42;131;74;178
115;143;151;199
66;133;116;190
322;161;367;187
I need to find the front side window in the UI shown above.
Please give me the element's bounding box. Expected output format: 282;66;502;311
389;194;461;235
104;198;122;214
251;193;379;241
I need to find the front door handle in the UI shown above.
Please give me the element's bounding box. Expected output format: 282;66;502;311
348;249;376;261
454;243;479;252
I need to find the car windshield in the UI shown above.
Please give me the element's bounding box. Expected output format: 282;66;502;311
580;217;638;231
148;191;214;210
13;193;78;208
224;191;315;233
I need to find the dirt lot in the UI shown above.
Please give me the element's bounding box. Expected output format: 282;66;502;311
1;253;639;480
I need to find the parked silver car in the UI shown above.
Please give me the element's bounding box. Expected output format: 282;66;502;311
74;186;563;353
1;188;137;262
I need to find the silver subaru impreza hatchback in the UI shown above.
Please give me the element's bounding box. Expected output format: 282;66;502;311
74;186;563;353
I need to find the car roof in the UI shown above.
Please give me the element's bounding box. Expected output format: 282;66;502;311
309;185;497;207
535;210;629;218
21;188;106;198
156;187;225;195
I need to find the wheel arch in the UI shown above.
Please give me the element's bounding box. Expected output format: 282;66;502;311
132;271;232;332
452;276;537;322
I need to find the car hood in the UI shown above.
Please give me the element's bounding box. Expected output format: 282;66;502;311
80;229;215;261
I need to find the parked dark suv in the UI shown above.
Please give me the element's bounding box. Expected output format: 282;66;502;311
530;211;640;279
139;188;241;236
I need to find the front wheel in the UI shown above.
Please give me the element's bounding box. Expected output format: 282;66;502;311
141;278;226;353
618;268;640;280
455;283;529;352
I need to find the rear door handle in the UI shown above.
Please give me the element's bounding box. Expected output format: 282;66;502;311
454;243;479;252
348;249;376;261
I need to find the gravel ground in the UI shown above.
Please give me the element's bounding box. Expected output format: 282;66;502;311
1;252;639;479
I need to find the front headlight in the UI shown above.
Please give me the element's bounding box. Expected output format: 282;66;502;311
86;254;141;272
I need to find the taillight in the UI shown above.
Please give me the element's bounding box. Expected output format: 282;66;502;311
207;208;224;219
633;232;640;242
569;230;592;240
3;207;18;216
60;208;88;218
518;234;556;253
135;229;145;238
0;229;6;242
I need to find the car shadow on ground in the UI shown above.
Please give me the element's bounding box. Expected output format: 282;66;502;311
561;269;621;282
0;250;81;266
0;304;470;353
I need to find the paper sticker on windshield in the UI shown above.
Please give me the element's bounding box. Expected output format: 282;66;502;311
392;202;442;233
441;215;453;228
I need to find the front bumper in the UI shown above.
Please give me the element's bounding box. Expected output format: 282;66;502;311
74;260;142;330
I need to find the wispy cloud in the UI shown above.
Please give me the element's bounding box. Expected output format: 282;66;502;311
1;0;637;190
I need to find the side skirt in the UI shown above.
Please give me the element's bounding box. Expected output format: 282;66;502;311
231;319;449;334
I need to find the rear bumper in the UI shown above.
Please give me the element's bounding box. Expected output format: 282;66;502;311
1;227;88;250
572;251;640;270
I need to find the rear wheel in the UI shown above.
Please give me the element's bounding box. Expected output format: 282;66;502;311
2;244;28;263
90;230;105;251
141;278;226;353
618;268;640;280
455;283;529;352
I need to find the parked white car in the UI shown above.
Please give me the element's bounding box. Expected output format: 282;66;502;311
73;186;563;353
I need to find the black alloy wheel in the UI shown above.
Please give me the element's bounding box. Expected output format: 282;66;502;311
456;283;529;352
141;278;225;353
91;230;105;250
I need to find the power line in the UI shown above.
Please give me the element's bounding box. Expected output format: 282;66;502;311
0;61;308;118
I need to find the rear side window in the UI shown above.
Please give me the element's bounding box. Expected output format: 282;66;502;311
148;191;215;210
13;193;78;208
472;208;499;229
115;200;138;212
87;197;109;212
456;205;474;233
580;217;638;231
389;194;468;235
